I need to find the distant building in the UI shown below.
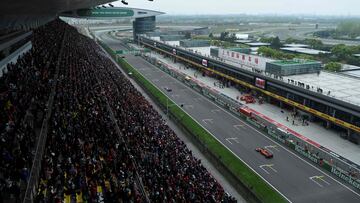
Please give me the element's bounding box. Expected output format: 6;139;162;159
61;7;164;40
210;48;219;57
235;33;249;40
229;47;252;54
166;41;180;46
179;40;210;47
266;59;322;76
283;43;310;48
160;35;187;41
169;27;210;36
235;40;252;44
133;16;157;40
280;47;330;55
149;36;160;41
216;48;275;71
245;42;271;47
146;32;162;37
341;64;360;72
190;27;210;35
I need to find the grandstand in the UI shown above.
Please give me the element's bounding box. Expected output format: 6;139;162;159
0;19;236;203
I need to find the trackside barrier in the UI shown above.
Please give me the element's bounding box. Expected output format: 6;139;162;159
98;40;288;203
332;168;360;189
142;54;360;191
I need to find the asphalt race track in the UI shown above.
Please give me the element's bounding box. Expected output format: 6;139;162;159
97;31;360;203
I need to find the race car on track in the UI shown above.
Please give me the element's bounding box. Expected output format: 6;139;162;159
164;87;172;92
255;147;273;158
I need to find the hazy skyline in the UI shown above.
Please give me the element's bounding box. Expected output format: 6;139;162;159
113;0;360;16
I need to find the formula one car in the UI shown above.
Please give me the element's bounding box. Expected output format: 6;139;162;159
240;94;256;104
255;148;273;158
164;87;172;92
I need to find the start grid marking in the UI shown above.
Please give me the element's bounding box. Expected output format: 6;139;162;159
225;137;240;145
184;105;194;109
309;176;331;188
211;109;221;113
265;145;280;153
233;124;246;130
202;119;214;125
260;164;278;175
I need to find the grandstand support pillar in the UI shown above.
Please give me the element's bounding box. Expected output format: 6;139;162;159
326;121;331;129
347;115;355;138
347;129;351;138
279;100;284;109
266;95;271;103
308;114;315;122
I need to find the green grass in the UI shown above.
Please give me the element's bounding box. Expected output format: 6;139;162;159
100;41;288;203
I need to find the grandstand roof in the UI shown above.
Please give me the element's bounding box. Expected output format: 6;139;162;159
1;0;112;15
281;47;331;55
286;71;360;106
0;0;112;29
0;0;163;30
283;43;310;48
245;42;271;47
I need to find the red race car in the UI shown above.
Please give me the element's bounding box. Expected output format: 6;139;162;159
255;148;273;158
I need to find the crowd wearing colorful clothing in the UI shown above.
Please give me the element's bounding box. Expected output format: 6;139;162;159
1;19;236;203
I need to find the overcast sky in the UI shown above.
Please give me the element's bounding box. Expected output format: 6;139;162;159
112;0;360;16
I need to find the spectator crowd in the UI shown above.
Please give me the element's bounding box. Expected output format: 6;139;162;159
1;20;66;202
1;19;236;203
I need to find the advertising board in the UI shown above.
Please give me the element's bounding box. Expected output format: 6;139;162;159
218;48;274;71
331;167;360;190
255;78;266;89
202;59;208;67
